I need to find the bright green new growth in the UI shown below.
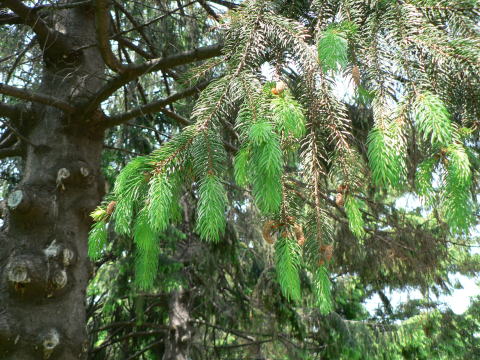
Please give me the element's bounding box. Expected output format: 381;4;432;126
443;143;474;234
147;174;176;233
416;157;437;199
344;195;366;240
190;129;228;241
275;236;302;302
88;220;108;260
112;156;153;236
134;208;160;289
367;120;406;188
234;87;307;215
271;93;306;139
318;22;356;72
249;121;283;214
412;92;453;147
314;265;333;314
234;146;250;187
195;174;227;242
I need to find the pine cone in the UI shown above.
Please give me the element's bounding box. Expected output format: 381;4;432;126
262;220;276;244
323;244;333;262
106;201;117;215
271;81;287;95
352;65;360;86
293;223;305;246
335;193;344;207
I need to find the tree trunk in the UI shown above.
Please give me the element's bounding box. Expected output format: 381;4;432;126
0;5;104;360
162;290;193;360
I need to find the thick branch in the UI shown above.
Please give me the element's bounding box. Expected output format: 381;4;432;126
82;44;223;115
105;81;209;127
1;0;73;58
0;102;23;120
94;0;125;73
0;83;75;113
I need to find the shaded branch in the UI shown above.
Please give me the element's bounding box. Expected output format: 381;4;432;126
208;0;240;9
0;102;23;120
199;0;221;21
1;0;73;58
113;0;157;57
94;0;125;73
0;141;22;159
82;44;223;115
117;35;154;60
159;107;192;127
160;107;237;152
103;145;144;156
72;1;197;54
105;81;210;127
0;12;23;24
0;83;75;113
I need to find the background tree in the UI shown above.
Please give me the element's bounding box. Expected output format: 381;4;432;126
1;0;479;359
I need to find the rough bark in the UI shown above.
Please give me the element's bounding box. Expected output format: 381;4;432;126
0;4;105;359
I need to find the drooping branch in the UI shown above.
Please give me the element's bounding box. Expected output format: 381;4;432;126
0;83;75;113
94;0;125;73
105;81;210;127
82;44;223;116
1;0;73;58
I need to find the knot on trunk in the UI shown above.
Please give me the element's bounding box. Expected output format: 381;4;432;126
41;328;60;359
44;239;76;267
5;256;46;295
6;187;53;222
7;260;31;284
7;189;30;212
5;253;70;299
56;160;94;190
52;270;67;290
